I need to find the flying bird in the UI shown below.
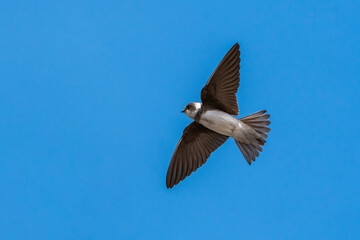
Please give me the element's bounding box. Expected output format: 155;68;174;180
166;43;271;188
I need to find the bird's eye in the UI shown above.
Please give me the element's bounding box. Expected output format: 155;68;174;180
186;105;190;109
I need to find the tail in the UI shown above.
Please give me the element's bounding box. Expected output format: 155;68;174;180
235;110;271;165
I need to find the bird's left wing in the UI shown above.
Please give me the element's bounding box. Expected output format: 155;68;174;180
201;43;241;115
166;122;228;188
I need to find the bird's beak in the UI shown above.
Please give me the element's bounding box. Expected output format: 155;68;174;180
181;110;185;113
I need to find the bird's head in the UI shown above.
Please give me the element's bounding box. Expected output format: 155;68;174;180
181;102;202;119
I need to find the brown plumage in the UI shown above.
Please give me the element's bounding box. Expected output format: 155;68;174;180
166;122;228;188
166;43;271;189
201;43;240;115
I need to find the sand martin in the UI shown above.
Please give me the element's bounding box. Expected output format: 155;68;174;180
166;43;271;188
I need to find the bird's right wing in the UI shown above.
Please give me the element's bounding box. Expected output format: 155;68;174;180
166;122;228;188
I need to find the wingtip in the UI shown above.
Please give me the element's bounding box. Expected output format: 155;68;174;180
166;176;175;189
228;43;239;51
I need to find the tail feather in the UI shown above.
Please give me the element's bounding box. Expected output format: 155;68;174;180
235;110;271;165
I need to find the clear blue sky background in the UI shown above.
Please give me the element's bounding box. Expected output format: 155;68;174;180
1;1;359;239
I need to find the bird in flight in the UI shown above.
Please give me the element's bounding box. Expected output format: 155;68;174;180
166;43;271;189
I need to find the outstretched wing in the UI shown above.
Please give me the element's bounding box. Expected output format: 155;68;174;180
166;122;228;188
201;43;241;115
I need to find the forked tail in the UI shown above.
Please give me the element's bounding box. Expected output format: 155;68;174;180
235;110;271;165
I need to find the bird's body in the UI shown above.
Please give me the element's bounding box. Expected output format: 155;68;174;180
166;43;271;188
190;103;265;147
188;103;250;141
199;108;247;140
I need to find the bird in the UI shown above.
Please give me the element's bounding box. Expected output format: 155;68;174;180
166;43;271;189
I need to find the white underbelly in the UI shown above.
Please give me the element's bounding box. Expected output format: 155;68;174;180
199;110;239;137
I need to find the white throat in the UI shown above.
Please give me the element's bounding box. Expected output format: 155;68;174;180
185;102;202;119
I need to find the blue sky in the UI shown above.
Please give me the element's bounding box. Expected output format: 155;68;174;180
1;0;359;239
